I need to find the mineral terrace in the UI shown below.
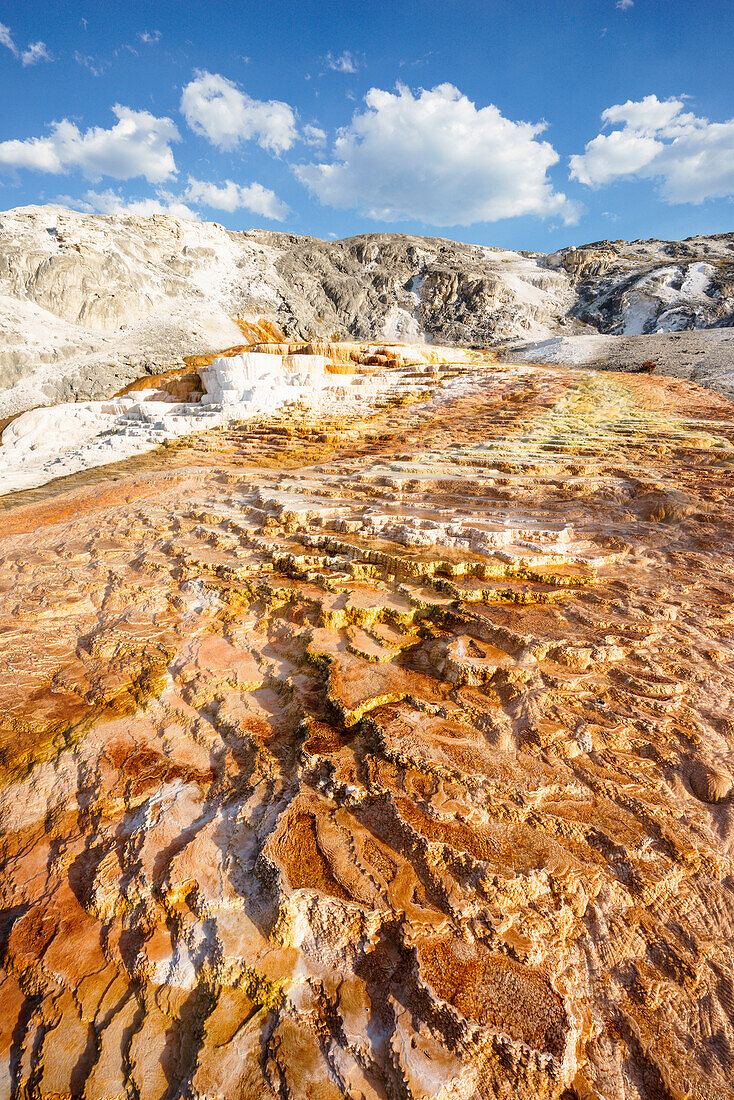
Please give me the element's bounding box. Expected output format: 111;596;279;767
1;327;734;1100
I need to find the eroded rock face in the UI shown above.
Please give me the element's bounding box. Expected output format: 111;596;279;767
549;235;734;336
0;351;733;1098
2;204;732;422
555;245;619;279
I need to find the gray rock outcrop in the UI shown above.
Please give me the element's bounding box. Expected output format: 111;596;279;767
0;204;732;419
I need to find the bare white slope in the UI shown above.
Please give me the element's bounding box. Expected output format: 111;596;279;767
0;352;398;496
0;206;732;426
505;329;734;397
0;206;258;418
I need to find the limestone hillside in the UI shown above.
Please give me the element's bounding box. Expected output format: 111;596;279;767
1;204;733;417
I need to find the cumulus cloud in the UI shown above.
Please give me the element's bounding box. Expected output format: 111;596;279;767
295;82;577;226
302;123;327;146
58;174;290;225
180;71;297;154
570;94;734;203
185;177;290;220
602;95;700;135
616;0;634;9
325;51;360;74
0;106;180;183
62;188;198;220
138;30;161;44
21;41;52;65
570;128;662;186
0;22;51;64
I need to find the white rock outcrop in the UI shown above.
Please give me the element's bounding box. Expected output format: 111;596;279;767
0;350;389;496
0;204;732;423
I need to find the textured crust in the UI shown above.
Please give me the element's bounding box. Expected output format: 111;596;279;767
0;355;733;1098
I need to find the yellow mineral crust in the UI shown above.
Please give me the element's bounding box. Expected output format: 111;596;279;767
0;350;733;1099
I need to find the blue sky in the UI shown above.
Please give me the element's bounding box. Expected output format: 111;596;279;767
0;0;732;250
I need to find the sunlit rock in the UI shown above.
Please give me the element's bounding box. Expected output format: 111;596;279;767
1;337;734;1099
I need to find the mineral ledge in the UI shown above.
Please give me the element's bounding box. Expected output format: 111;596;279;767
0;341;733;1100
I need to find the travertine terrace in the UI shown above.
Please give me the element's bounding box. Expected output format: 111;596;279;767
1;207;733;421
1;343;734;1099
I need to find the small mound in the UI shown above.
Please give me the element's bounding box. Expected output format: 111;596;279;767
690;761;732;804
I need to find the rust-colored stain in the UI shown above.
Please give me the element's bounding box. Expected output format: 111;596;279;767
0;352;733;1098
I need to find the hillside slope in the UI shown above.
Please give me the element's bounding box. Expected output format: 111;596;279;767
0;204;732;417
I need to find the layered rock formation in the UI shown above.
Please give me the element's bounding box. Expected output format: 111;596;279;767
1;205;733;421
0;342;472;495
552;236;734;335
1;345;733;1098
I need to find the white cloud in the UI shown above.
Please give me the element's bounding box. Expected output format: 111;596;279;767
74;51;109;77
0;22;51;64
616;0;634;9
570;94;734;203
138;30;161;44
325;51;360;74
601;95;696;135
295;82;577;226
570;128;662;186
21;41;52;65
0;23;16;56
303;123;327;146
0;106;180;183
185;177;290;220
180;70;297;154
57;175;290;225
59;188;199;220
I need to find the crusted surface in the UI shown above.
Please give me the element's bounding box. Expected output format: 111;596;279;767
1;356;734;1098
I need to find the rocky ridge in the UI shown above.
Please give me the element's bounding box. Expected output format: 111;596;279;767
1;205;733;420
